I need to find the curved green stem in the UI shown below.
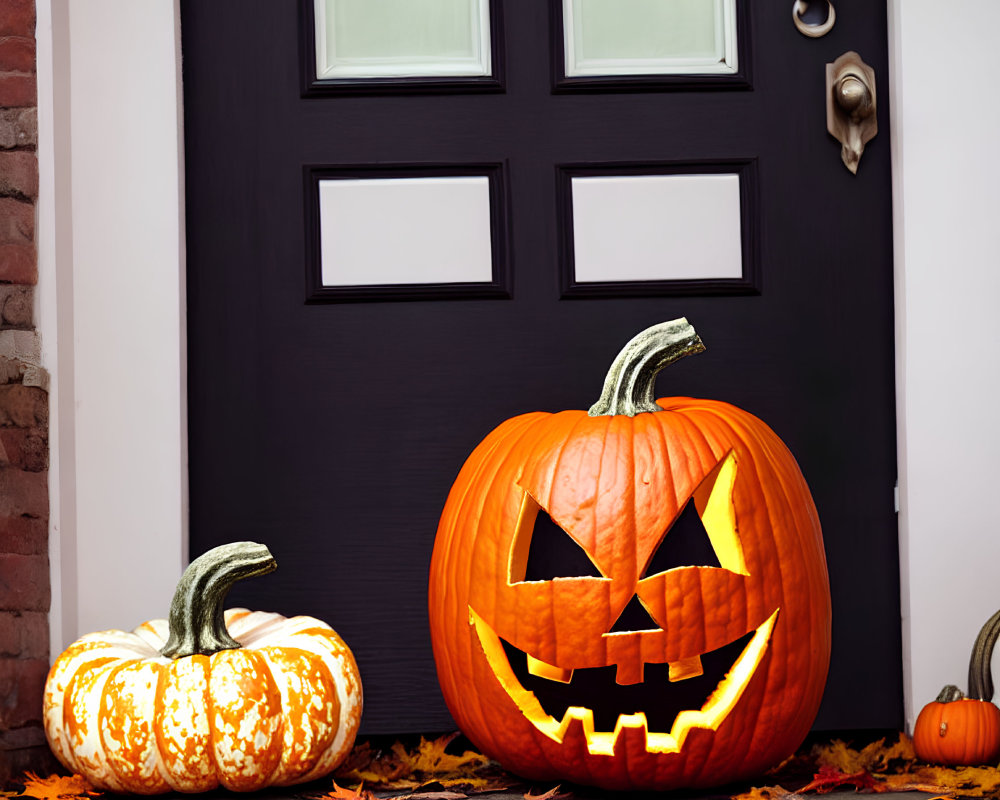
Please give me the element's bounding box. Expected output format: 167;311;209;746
588;318;706;418
936;684;965;703
160;541;277;659
968;608;1000;701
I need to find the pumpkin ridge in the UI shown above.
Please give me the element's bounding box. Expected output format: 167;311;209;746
297;632;362;782
442;412;553;757
98;659;168;792
682;407;809;766
486;417;565;672
157;654;216;792
637;408;680;562
256;647;339;786
440;413;548;581
727;406;828;650
511;412;602;660
727;409;829;748
201;647;223;786
69;659;127;792
667;403;826;769
541;411;604;555
681;406;795;619
615;415;640;597
588;412;616;583
699;412;795;659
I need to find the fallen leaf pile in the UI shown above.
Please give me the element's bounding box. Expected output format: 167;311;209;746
10;732;1000;799
1;774;100;800
733;733;1000;799
325;732;518;799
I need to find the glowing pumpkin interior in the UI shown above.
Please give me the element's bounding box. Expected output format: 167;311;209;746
469;449;778;755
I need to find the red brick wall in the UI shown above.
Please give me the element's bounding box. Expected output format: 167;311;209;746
0;0;56;784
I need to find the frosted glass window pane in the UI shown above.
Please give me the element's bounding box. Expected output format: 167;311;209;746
315;0;491;79
571;174;743;283
319;177;494;286
564;0;737;76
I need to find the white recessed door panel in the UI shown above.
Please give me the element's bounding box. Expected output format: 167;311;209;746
318;176;494;286
571;173;743;283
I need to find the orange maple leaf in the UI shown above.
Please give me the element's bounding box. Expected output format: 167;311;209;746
522;785;571;800
16;774;99;800
319;781;379;800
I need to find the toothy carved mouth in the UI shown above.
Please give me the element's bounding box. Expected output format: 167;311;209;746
470;608;778;755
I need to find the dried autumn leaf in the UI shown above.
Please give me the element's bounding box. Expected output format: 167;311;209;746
335;743;418;788
523;785;570;800
886;765;1000;798
797;765;880;794
346;772;421;791
318;781;379;800
730;787;804;800
334;735;515;793
810;735;912;776
393;734;491;776
871;732;918;768
335;742;380;777
16;775;99;800
432;776;510;793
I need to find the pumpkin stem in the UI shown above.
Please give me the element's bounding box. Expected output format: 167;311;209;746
588;318;706;418
936;684;965;703
159;541;277;659
968;608;1000;701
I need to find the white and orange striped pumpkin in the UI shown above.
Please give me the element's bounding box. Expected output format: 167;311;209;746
43;542;362;794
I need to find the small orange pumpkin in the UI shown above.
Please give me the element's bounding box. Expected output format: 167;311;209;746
428;319;831;790
913;610;1000;766
43;542;362;793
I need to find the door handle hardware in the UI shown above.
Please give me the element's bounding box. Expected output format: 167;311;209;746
826;51;877;174
793;0;835;38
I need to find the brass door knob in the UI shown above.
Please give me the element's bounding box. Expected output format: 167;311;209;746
826;51;877;174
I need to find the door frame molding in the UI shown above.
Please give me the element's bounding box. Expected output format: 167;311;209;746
35;0;1000;733
37;0;188;653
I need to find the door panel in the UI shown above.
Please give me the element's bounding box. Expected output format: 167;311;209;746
182;0;898;733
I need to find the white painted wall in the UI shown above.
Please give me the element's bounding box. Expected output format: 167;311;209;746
36;0;187;652
890;0;1000;729
34;0;1000;733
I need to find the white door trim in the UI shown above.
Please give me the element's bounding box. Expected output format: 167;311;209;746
889;0;1000;729
37;0;188;653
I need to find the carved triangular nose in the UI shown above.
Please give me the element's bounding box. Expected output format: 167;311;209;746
609;593;661;633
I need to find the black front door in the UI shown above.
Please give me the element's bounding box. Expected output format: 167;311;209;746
181;0;898;734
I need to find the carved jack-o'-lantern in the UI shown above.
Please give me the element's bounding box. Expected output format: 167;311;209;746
428;320;831;791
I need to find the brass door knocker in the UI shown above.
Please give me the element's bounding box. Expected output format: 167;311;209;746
793;0;836;38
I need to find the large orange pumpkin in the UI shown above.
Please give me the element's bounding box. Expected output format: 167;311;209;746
43;542;362;793
428;319;831;790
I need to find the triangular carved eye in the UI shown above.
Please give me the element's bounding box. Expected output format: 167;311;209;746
643;450;747;577
509;493;603;583
643;500;722;577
